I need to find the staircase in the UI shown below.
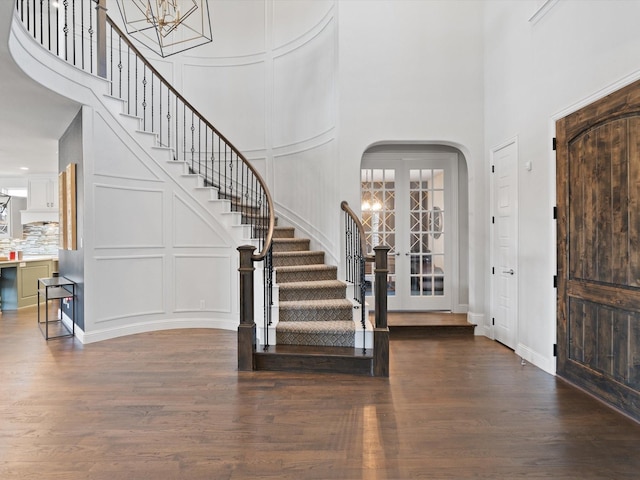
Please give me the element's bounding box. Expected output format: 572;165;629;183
14;2;388;376
254;226;374;375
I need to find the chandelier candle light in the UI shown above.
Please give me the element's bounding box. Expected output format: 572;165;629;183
116;0;213;57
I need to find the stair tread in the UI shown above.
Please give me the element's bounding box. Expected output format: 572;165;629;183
276;264;337;272
272;250;324;257
276;320;355;332
279;299;353;309
273;237;309;243
278;280;346;290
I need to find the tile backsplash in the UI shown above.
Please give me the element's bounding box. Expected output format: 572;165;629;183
0;222;59;257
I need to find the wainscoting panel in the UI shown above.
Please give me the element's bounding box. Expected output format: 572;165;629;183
273;139;335;247
272;16;335;148
172;194;230;248
182;60;266;152
272;0;334;50
93;255;165;323
93;111;161;182
94;184;164;248
174;254;232;313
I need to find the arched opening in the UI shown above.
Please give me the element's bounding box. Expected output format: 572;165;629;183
361;143;469;313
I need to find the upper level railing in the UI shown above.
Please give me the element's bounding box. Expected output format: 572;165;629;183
14;0;274;261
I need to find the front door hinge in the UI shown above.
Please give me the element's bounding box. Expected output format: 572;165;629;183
491;165;495;173
553;206;557;220
553;275;558;288
492;318;495;326
552;137;557;150
492;216;495;224
553;344;558;357
492;267;495;275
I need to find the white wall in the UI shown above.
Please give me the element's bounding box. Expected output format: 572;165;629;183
484;0;640;373
336;0;485;319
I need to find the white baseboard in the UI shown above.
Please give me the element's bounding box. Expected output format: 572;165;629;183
76;317;239;344
467;311;489;336
516;342;556;375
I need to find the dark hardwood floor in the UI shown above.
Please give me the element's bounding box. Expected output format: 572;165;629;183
2;306;640;479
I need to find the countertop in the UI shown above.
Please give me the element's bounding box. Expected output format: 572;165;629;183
0;256;57;266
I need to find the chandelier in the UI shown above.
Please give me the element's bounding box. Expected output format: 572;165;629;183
115;0;213;58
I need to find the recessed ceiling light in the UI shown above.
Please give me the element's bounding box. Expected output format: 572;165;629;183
20;167;29;171
52;1;60;8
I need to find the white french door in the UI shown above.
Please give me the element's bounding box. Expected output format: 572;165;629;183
361;154;458;311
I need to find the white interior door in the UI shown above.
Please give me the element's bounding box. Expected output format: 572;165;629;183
361;154;458;311
490;139;519;349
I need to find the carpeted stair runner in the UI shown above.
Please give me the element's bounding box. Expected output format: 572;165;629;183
272;227;355;347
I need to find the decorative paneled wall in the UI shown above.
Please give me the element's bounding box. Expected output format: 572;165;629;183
150;0;339;260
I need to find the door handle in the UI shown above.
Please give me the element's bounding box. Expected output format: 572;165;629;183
502;269;515;275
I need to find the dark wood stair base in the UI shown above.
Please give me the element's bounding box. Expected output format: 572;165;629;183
254;344;374;376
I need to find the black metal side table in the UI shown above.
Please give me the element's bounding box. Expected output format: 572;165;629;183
37;276;75;340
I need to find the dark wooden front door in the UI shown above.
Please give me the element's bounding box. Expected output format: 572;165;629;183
557;79;640;420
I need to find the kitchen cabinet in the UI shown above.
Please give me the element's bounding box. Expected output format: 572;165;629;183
0;258;58;310
27;176;58;210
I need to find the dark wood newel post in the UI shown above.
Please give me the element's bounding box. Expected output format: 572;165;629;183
95;0;107;79
237;245;257;371
373;245;390;377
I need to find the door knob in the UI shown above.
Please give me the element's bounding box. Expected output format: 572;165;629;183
502;269;515;275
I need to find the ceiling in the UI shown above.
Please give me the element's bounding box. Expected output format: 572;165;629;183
0;3;82;183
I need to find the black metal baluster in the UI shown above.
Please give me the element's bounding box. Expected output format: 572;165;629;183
80;0;84;69
117;35;122;98
190;112;195;171
54;0;58;55
142;64;147;130
197;119;202;173
88;0;93;73
126;45;131;114
174;95;179;160
204;126;208;182
182;103;186;163
39;0;43;45
47;0;51;50
151;73;154;133
166;87;170;149
62;0;68;60
71;0;75;66
134;57;138;116
159;82;163;146
109;23;113;94
217;136;221;194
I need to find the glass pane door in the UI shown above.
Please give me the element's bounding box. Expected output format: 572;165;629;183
361;157;454;311
361;168;396;296
409;168;445;298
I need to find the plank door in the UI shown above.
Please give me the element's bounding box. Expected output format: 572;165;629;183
556;78;640;421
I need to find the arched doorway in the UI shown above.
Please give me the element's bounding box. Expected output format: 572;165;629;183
361;144;469;313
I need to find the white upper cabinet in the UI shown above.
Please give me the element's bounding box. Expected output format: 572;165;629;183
27;175;58;210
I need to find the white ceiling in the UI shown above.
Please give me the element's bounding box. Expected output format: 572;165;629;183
0;2;82;183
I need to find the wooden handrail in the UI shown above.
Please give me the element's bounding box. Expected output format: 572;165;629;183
105;16;274;261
